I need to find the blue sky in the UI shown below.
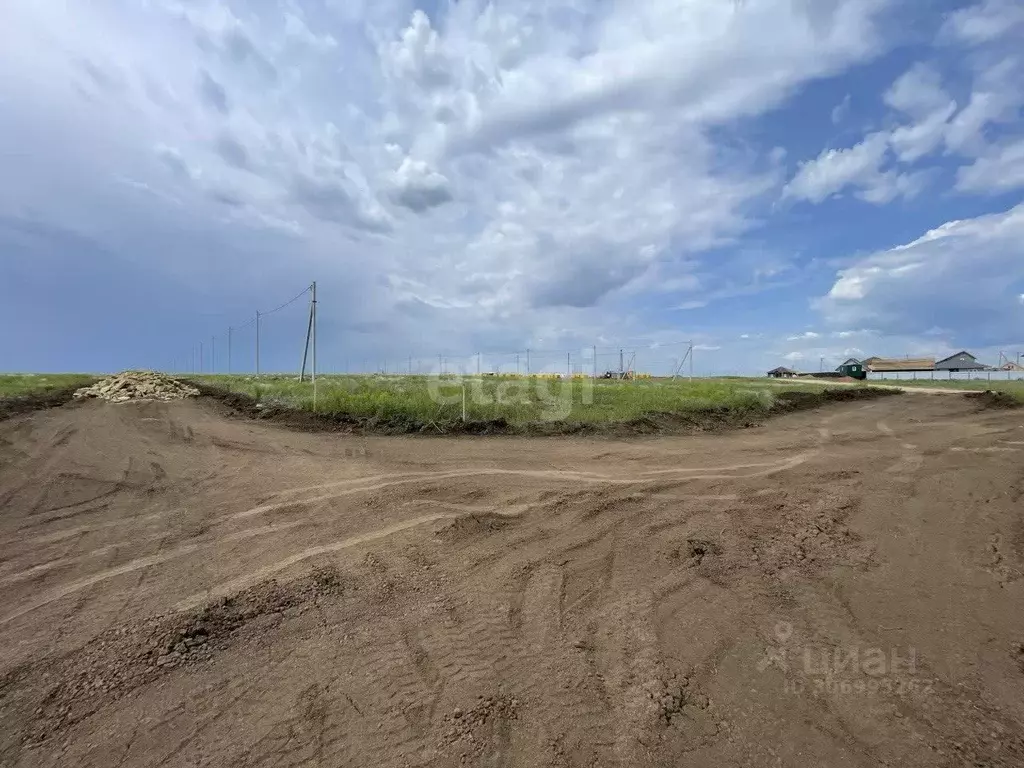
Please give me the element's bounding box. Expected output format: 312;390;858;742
2;0;1023;375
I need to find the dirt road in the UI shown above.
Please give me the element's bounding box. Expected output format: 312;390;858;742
1;395;1023;767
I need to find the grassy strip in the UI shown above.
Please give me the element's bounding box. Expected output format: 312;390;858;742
192;374;827;425
192;374;897;435
0;374;99;397
0;377;101;422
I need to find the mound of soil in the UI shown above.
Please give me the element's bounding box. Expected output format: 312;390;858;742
965;390;1023;410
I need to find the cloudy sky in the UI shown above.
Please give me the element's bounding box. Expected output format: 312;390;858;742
2;0;1023;375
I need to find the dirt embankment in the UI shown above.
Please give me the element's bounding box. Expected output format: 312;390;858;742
193;381;902;437
0;386;93;423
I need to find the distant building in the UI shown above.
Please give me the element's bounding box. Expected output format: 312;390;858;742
767;366;797;378
863;357;936;373
835;358;867;380
935;351;988;372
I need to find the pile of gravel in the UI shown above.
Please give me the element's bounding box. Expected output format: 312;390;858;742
73;371;200;404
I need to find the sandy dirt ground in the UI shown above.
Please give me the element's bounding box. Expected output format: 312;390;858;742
1;394;1024;767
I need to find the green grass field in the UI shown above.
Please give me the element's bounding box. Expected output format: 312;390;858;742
0;372;890;428
189;373;842;425
0;374;98;397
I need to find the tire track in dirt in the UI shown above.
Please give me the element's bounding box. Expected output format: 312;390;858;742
0;414;835;629
172;508;533;613
232;454;821;523
3;488;678;627
0;513;304;587
523;564;617;765
877;419;926;482
0;521;307;626
24;512;167;545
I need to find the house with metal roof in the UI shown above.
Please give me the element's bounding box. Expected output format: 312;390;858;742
934;351;989;371
766;366;798;378
863;357;936;372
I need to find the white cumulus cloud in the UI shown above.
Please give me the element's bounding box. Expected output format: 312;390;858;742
817;203;1024;343
783;133;923;204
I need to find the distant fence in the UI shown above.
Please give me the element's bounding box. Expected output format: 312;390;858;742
867;370;1024;382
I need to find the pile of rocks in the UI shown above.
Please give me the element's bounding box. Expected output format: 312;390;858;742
73;371;200;404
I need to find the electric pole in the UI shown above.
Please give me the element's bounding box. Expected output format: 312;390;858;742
311;281;317;409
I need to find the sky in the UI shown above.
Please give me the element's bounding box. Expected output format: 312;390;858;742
1;0;1023;376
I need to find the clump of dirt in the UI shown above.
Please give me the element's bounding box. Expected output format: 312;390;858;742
74;371;199;403
662;538;723;567
5;565;348;747
965;390;1022;410
745;489;871;575
438;695;519;762
436;512;519;543
650;674;713;728
685;538;722;565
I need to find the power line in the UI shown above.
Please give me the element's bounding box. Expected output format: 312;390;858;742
262;286;311;317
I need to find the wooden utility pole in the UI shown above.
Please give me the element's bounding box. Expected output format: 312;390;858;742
300;283;315;382
311;281;317;410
